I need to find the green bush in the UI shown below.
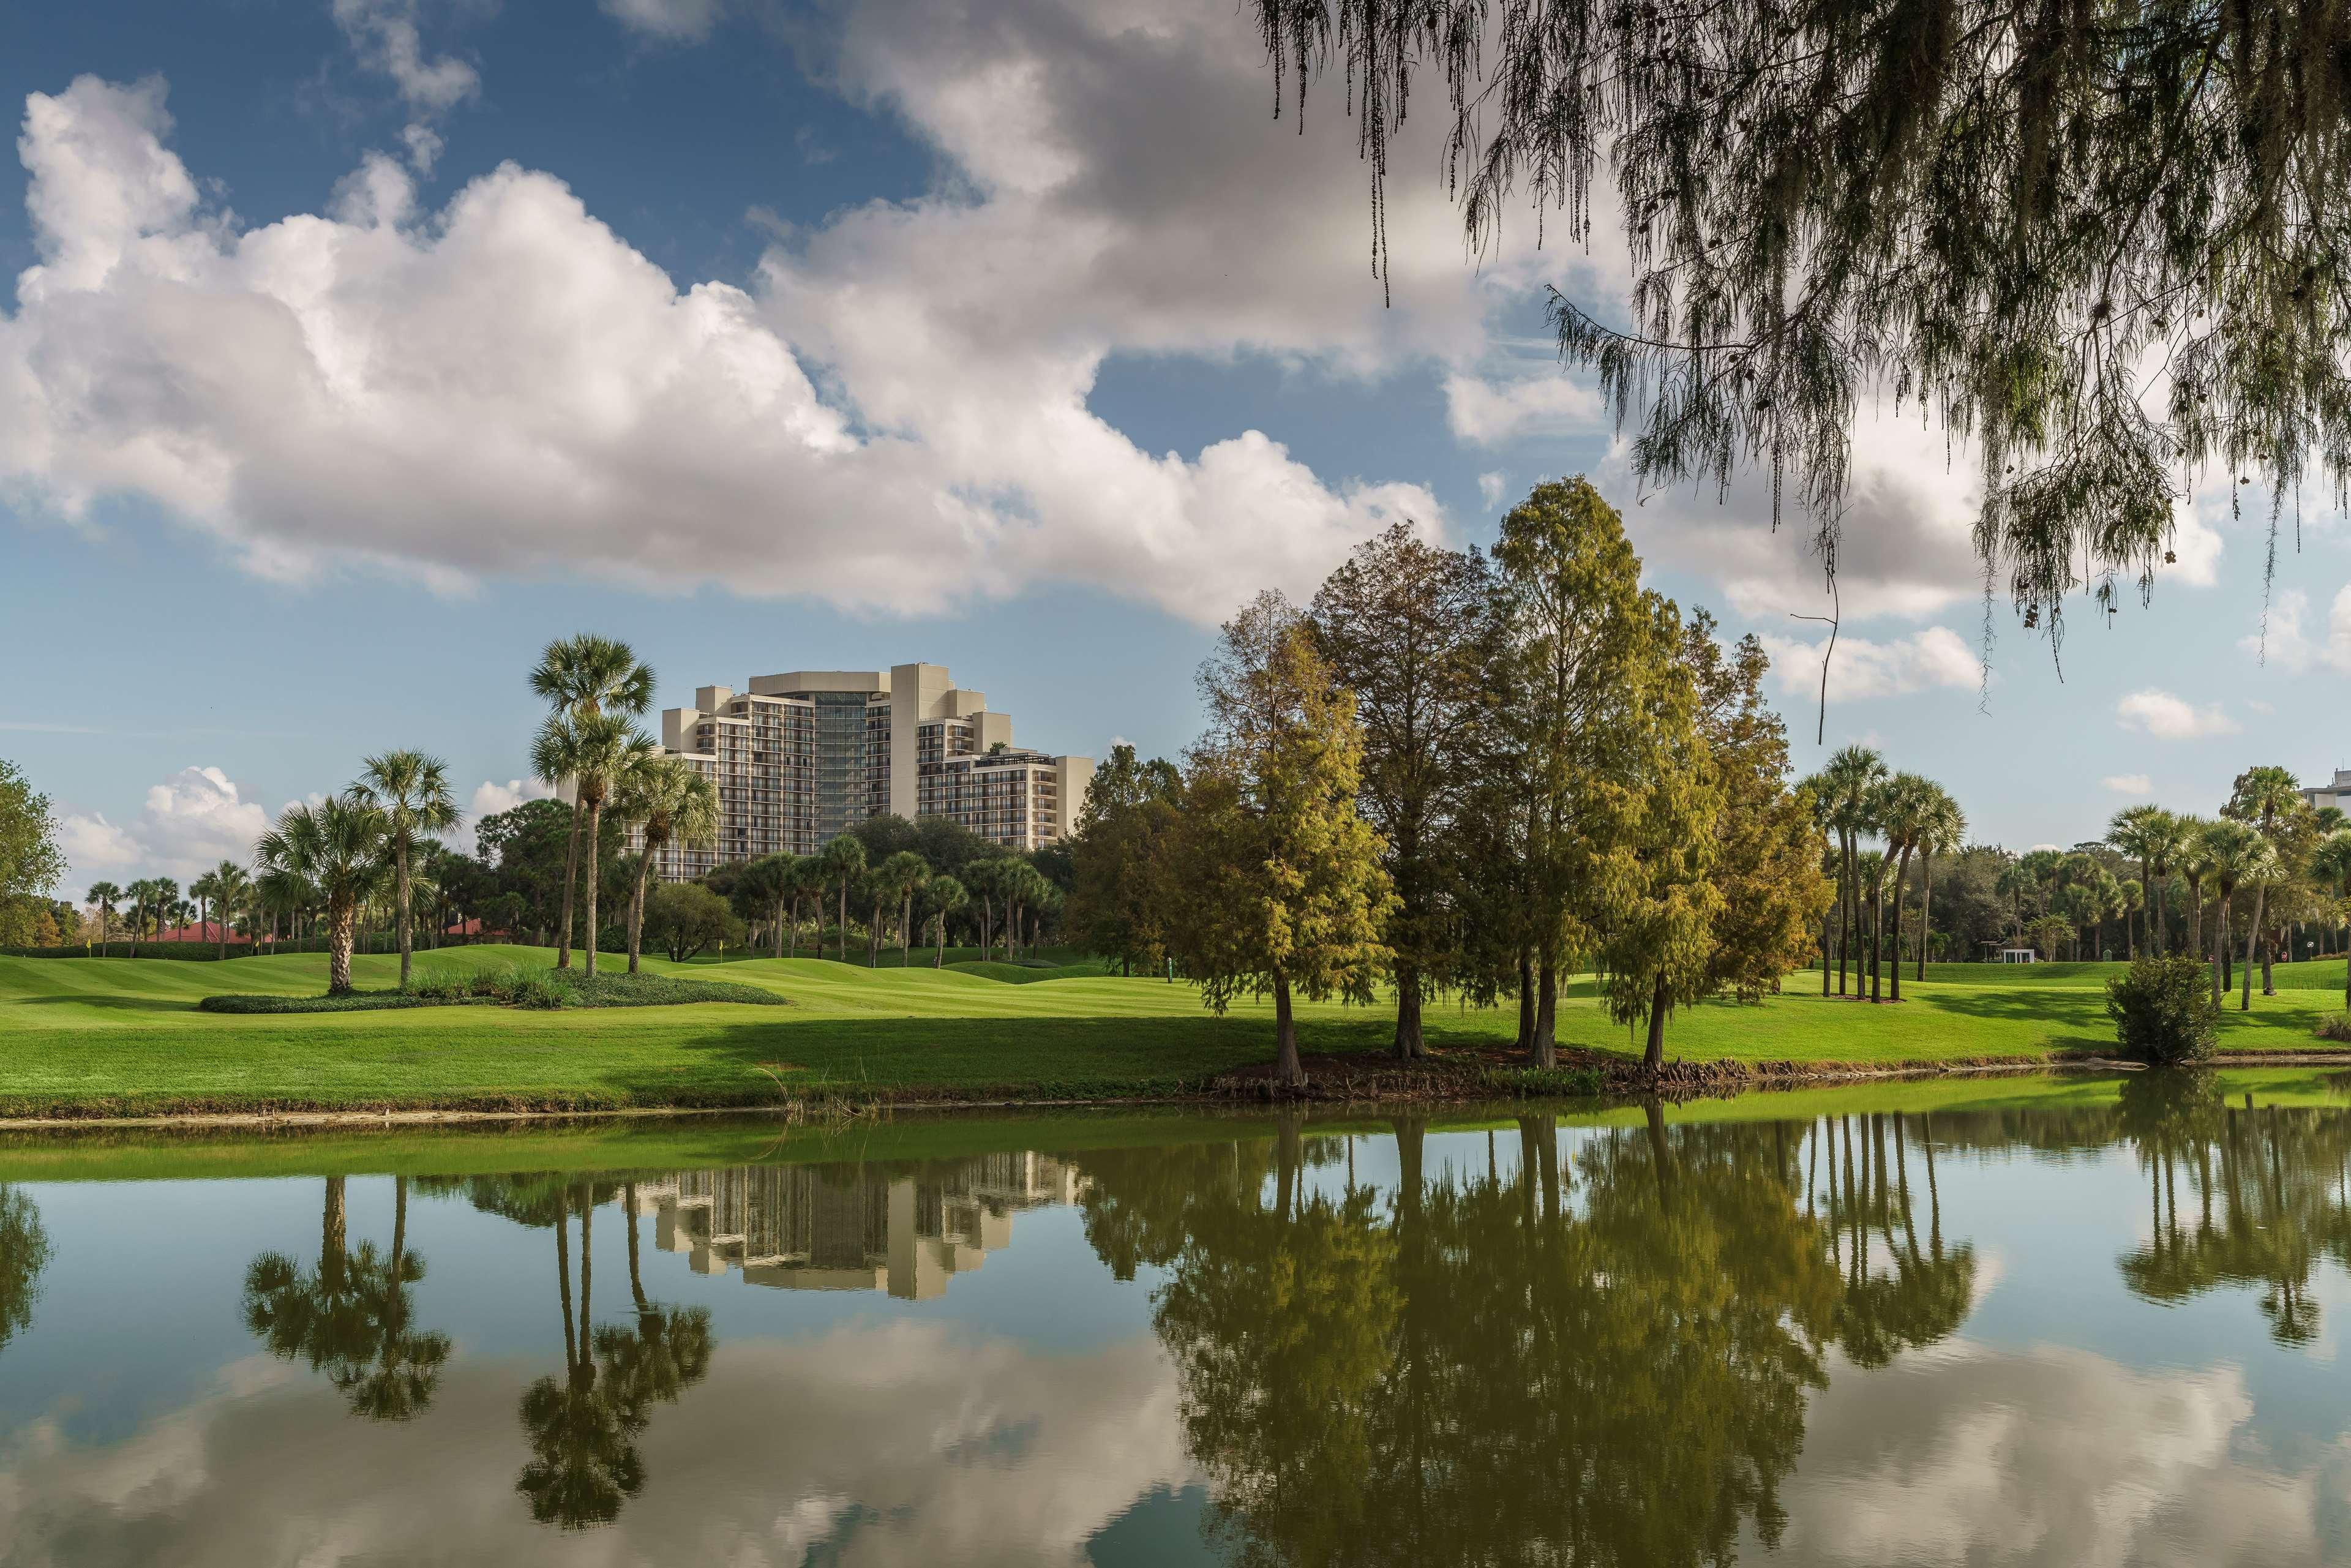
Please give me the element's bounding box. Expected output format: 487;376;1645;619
2315;1013;2351;1044
200;991;433;1014
2106;956;2220;1066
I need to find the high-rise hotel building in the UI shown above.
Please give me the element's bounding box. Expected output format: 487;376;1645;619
651;663;1093;882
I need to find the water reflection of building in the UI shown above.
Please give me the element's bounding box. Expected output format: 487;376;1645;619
626;1153;1080;1300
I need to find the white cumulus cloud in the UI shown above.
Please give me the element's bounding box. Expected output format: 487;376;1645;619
1444;372;1603;446
0;47;1493;628
1758;625;1980;703
2246;583;2351;673
2102;773;2154;797
2115;689;2239;741
56;765;272;883
332;0;479;114
601;0;727;43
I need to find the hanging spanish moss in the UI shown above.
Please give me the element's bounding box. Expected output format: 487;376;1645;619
1256;0;2351;657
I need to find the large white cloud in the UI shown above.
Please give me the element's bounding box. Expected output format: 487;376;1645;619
0;30;1502;626
55;765;272;884
1758;625;1981;703
2116;688;2240;741
0;1322;1195;1567
2248;583;2351;673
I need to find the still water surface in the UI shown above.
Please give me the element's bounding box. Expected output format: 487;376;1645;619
2;1074;2349;1565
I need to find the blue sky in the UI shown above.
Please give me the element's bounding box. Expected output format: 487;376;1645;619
2;0;2345;885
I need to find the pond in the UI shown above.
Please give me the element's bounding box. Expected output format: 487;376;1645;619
1;1071;2349;1565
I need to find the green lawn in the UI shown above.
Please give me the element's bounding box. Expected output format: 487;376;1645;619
0;945;2344;1118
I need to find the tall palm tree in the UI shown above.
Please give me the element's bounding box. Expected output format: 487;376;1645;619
2308;830;2351;1012
121;877;156;957
84;881;120;957
2108;804;2168;959
2118;879;2145;959
190;870;219;953
529;635;656;970
533;714;653;980
2142;808;2188;957
926;873;967;967
1875;773;1937;1000
787;855;828;958
880;851;930;965
357;751;460;989
1913;785;1966;981
258;793;390;994
818;835;866;964
2173;816;2215;965
2199;820;2269;1011
1816;746;1888;997
1856;849;1890;1000
612;754;720;975
2237;842;2287;1012
151;877;181;942
210;860;252;959
2225;766;2306;999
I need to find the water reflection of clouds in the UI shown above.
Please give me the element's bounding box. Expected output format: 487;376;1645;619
1760;1340;2334;1567
0;1323;1195;1567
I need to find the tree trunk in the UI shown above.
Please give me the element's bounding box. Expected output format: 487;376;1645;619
396;842;413;988
627;845;651;975
328;896;356;994
557;797;583;969
868;898;881;967
2242;890;2260;1011
936;915;947;968
1890;847;1914;1000
773;892;787;958
1642;968;1670;1073
901;892;913;965
1394;964;1425;1059
1839;834;1853;996
1272;973;1305;1087
2213;900;2227;1010
1916;850;1934;981
1531;955;1558;1070
582;798;603;978
322;1176;348;1287
1515;949;1535;1051
838;880;849;962
1823;906;1834;994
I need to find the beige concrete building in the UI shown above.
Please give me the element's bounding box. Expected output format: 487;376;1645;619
653;662;1093;880
627;1152;1081;1301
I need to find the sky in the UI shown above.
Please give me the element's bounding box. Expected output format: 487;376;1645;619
2;0;2346;887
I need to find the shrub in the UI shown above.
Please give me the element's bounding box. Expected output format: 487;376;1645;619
2315;1013;2351;1044
2106;956;2219;1066
200;991;432;1014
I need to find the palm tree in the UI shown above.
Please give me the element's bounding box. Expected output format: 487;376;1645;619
148;877;181;944
356;751;459;989
121;877;156;956
612;755;720;975
2237;841;2287;1012
962;856;1006;962
926;873;967;967
818;835;866;963
258;793;390;994
529;635;656;971
2108;804;2169;959
2119;878;2145;959
2308;830;2351;1012
1856;849;1889;999
2224;766;2306;999
191;869;218;953
1912;785;1965;981
879;851;929;964
1815;746;1888;996
83;881;119;957
2199;820;2269;1011
209;860;252;959
2172;816;2215;965
787;855;828;958
1875;773;1937;1000
533;713;653;980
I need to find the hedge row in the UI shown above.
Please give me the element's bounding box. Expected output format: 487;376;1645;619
0;934;507;961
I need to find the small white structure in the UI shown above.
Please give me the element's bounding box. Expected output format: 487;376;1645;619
1997;948;2038;964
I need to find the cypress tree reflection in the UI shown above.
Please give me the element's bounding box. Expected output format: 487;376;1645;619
0;1183;51;1357
1079;1111;1974;1568
243;1176;448;1420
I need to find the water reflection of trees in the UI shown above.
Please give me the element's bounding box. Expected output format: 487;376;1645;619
491;1176;714;1531
0;1183;50;1356
1078;1111;1971;1568
242;1176;450;1420
2115;1076;2351;1345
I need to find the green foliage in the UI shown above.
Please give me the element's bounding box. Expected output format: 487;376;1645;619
0;760;63;910
2314;1014;2351;1045
1066;745;1183;977
205;960;783;1013
1252;1;2351;642
201;990;437;1015
640;882;742;964
2107;957;2221;1067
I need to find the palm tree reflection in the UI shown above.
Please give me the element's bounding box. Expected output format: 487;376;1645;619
515;1179;713;1531
0;1183;52;1357
243;1176;449;1420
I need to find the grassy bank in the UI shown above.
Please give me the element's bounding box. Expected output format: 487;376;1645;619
0;945;2345;1119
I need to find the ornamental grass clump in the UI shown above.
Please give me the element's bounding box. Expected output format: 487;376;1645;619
2107;956;2219;1067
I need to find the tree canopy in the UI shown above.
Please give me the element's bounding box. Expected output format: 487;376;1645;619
1251;0;2351;645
